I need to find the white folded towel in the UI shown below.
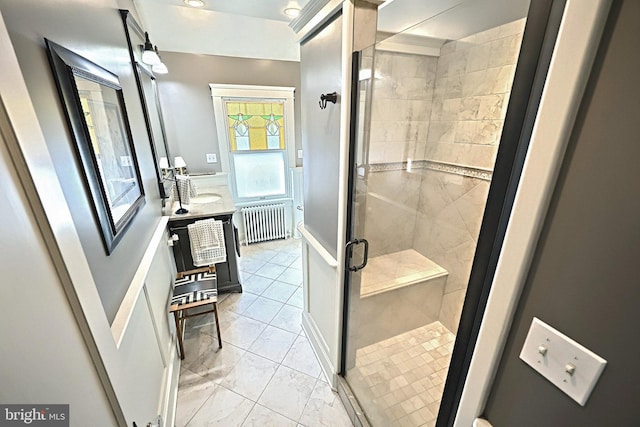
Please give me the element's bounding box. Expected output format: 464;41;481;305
187;218;226;267
173;174;198;205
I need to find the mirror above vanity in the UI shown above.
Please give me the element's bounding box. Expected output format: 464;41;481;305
120;9;172;199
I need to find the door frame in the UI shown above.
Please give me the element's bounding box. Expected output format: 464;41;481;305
339;0;598;425
453;0;613;424
438;0;569;424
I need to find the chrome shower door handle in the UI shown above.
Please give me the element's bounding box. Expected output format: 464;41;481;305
346;238;369;272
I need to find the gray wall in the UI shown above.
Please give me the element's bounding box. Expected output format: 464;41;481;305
484;2;640;425
156;51;302;174
0;89;116;424
0;0;162;323
300;14;343;258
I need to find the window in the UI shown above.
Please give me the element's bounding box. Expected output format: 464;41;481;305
210;85;295;203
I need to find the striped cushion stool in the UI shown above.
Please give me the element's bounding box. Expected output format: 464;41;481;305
169;272;222;360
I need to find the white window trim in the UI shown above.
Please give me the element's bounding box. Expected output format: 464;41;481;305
209;84;296;179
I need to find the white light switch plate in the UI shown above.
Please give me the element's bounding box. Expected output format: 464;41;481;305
520;317;607;405
206;153;217;163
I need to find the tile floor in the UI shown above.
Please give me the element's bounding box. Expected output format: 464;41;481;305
345;322;455;427
175;238;353;427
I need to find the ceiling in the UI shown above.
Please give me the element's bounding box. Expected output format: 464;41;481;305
133;0;310;61
133;0;529;62
384;0;528;40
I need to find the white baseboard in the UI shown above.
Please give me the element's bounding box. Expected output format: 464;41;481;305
302;311;337;389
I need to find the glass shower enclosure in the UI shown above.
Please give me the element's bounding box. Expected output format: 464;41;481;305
342;0;532;425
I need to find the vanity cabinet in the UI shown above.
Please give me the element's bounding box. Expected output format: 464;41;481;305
168;213;242;294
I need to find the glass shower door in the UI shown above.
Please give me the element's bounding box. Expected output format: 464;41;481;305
342;1;531;425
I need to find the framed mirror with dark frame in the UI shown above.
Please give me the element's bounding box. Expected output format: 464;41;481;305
45;39;146;255
120;9;173;199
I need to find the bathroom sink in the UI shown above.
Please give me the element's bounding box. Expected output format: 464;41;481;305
190;193;221;203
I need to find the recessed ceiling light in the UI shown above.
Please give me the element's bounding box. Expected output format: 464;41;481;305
284;7;301;18
184;0;205;8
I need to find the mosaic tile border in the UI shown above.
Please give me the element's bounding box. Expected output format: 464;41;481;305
368;160;493;181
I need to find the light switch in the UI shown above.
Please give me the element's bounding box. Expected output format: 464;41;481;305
520;317;607;406
206;153;217;163
297;149;303;159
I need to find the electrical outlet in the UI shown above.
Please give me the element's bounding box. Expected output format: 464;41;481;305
520;317;607;405
206;153;217;163
297;150;303;159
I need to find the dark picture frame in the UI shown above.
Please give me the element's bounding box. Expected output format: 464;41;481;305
46;39;145;254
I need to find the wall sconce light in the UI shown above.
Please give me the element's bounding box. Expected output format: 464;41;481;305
152;46;169;74
174;156;187;175
142;32;161;65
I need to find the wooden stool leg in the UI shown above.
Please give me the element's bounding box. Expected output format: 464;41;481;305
213;303;222;348
174;310;185;360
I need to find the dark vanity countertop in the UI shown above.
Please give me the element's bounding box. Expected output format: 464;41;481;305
166;185;236;221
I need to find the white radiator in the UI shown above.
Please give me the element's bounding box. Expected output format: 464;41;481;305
241;203;287;244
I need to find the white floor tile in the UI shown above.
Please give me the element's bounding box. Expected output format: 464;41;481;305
221;352;279;401
270;304;303;334
242;404;297;427
181;335;245;382
219;292;258;315
175;374;218;426
282;335;322;378
277;267;303;286
243;275;274;295
248;325;298;363
243;248;278;262
176;239;353;427
281;243;303;256
258;365;317;421
186;386;254;426
289;256;303;269
243;296;284;324
262;281;298;303
299;380;352;427
287;288;304;309
270;252;299;267
223;314;267;349
218;310;241;329
239;258;267;274
254;263;288;280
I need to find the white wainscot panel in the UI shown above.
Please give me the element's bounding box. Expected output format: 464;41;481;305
302;238;341;388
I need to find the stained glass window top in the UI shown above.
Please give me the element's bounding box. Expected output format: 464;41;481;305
226;101;285;151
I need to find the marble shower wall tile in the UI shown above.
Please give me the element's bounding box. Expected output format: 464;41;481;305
364;170;422;257
361;20;524;334
369;51;438;164
439;289;466;334
413;169;491;333
424;18;525;170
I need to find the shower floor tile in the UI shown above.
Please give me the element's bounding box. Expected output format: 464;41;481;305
346;321;455;427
